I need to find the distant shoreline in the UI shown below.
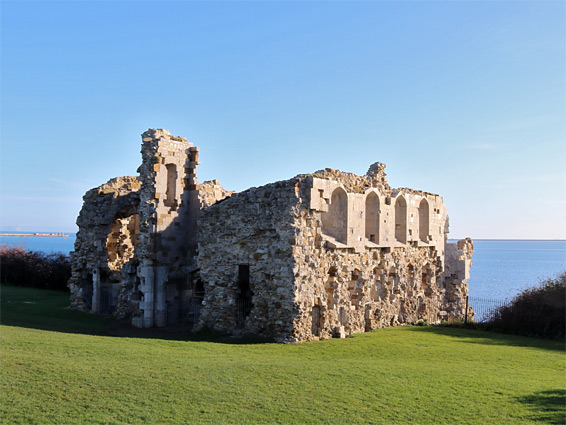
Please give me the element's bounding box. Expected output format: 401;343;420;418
453;239;566;242
0;233;563;242
0;233;69;238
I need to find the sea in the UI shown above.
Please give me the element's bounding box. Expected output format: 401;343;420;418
1;232;564;301
464;239;565;300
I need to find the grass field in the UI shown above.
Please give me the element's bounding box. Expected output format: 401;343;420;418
1;285;565;424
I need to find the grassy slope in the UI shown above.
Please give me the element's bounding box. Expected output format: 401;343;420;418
1;286;565;425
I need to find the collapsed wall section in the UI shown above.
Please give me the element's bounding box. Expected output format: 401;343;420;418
198;179;234;208
196;179;300;341
69;129;236;327
68;177;141;316
443;237;474;319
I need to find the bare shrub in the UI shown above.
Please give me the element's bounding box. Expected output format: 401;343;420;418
0;245;71;291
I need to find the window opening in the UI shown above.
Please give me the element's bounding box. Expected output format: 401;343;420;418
365;192;380;243
165;164;178;209
321;188;348;244
419;199;430;243
395;196;407;243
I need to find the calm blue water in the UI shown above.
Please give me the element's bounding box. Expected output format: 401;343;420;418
465;240;566;300
0;232;76;254
1;234;564;300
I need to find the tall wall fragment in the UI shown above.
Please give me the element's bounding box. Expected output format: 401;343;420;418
69;129;233;327
132;129;199;327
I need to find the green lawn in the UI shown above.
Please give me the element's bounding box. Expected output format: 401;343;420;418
1;285;565;424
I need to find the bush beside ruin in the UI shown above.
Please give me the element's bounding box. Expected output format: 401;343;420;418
0;246;71;291
487;272;566;339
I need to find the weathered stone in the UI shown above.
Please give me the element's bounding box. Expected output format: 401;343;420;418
69;129;473;343
196;164;473;342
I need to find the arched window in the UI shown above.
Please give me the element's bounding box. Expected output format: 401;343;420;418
165;164;177;209
365;192;380;243
321;187;348;244
419;198;429;243
395;196;407;243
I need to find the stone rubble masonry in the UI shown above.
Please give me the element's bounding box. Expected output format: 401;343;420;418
69;129;473;343
69;129;234;326
198;180;235;209
197;163;473;342
68;176;141;315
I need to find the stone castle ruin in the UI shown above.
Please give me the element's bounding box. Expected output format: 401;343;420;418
69;129;473;342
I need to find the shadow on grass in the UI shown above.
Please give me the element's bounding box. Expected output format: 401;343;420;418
105;320;275;344
0;284;274;345
516;389;566;425
405;325;565;352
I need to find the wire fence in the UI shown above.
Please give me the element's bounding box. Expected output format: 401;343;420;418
468;296;509;323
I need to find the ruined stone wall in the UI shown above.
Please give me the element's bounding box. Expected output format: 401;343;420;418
135;129;198;266
304;163;446;254
70;129;472;341
196;179;300;341
198;179;234;208
69;129;237;327
131;129;201;327
197;162;473;343
443;238;474;319
291;208;461;342
68;176;141;314
291;166;472;342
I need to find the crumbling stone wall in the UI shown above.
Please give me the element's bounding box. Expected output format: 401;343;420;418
68;176;141;314
70;128;473;343
443;237;474;320
131;129;200;327
197;163;473;342
196;179;299;339
107;212;139;271
198;179;234;208
69;129;235;327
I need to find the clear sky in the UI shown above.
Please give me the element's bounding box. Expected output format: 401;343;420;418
1;1;565;239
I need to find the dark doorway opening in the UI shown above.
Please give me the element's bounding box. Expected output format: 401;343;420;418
237;265;253;327
192;278;205;325
82;283;93;309
311;305;321;336
100;286;112;315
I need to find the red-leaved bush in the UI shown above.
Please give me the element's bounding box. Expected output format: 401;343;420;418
0;245;71;291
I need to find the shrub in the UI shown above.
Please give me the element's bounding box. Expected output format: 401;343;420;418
0;245;71;291
487;272;565;339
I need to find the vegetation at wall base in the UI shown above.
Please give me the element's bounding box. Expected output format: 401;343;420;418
485;271;566;340
0;246;71;291
2;285;565;425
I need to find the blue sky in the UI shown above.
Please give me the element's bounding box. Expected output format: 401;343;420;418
1;1;564;239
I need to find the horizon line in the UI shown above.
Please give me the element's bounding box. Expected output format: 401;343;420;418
1;230;565;242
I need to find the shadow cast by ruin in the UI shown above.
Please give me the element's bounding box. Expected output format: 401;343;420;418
516;389;566;425
405;325;566;352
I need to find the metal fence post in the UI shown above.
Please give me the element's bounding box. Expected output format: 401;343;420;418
464;295;469;325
